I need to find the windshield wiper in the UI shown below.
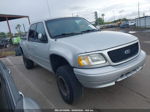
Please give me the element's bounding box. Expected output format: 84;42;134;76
81;29;99;33
53;29;99;39
53;32;81;38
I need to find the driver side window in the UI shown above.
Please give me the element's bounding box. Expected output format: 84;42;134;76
36;22;48;43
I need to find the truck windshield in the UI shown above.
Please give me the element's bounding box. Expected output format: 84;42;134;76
46;17;98;38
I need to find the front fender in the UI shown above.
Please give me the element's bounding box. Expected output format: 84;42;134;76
49;50;76;67
49;42;80;67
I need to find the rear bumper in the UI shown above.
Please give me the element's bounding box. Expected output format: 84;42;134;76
74;50;146;88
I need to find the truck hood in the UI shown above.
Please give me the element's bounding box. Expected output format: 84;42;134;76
57;31;138;53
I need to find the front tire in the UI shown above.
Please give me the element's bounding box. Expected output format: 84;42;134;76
56;65;83;104
23;55;34;69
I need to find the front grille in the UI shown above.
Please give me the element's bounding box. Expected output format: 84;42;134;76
108;42;139;63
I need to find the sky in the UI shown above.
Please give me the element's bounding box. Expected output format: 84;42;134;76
0;0;150;33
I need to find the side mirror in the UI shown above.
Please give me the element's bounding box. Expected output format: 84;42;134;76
38;33;47;42
38;33;43;40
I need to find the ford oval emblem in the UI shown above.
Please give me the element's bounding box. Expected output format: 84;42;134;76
124;49;131;55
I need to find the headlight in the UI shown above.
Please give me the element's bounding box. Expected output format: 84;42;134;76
78;53;106;67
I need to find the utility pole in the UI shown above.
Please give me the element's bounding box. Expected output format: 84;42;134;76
94;11;98;26
138;1;140;27
102;13;105;22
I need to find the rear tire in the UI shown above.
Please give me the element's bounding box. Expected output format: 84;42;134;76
23;55;34;69
56;65;83;104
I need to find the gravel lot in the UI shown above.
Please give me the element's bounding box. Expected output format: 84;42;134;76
1;28;150;110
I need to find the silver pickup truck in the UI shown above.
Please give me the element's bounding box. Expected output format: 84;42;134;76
20;17;146;104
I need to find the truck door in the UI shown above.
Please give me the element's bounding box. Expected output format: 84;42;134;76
31;22;51;70
27;23;38;62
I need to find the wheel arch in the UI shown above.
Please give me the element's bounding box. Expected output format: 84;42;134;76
50;54;72;73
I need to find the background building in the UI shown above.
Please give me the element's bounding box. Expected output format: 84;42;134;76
135;16;150;28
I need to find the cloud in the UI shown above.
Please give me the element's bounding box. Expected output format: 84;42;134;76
69;6;86;11
0;0;150;32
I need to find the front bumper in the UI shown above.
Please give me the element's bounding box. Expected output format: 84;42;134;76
74;50;146;88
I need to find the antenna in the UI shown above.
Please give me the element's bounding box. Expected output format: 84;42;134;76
46;0;51;18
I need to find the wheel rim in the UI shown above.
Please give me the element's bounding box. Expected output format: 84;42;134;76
57;76;70;97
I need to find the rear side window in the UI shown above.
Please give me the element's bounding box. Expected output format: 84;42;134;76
28;24;37;41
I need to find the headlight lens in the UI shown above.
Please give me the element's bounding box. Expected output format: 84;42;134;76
78;53;106;67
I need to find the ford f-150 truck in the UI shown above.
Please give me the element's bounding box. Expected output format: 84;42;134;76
20;17;146;104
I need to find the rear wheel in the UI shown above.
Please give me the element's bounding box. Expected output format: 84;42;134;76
56;65;83;104
23;55;34;69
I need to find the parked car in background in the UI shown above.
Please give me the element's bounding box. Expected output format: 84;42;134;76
0;61;40;111
0;38;10;48
120;21;129;28
20;17;146;104
105;24;114;28
129;21;136;27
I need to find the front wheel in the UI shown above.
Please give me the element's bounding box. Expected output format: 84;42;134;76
56;65;83;104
